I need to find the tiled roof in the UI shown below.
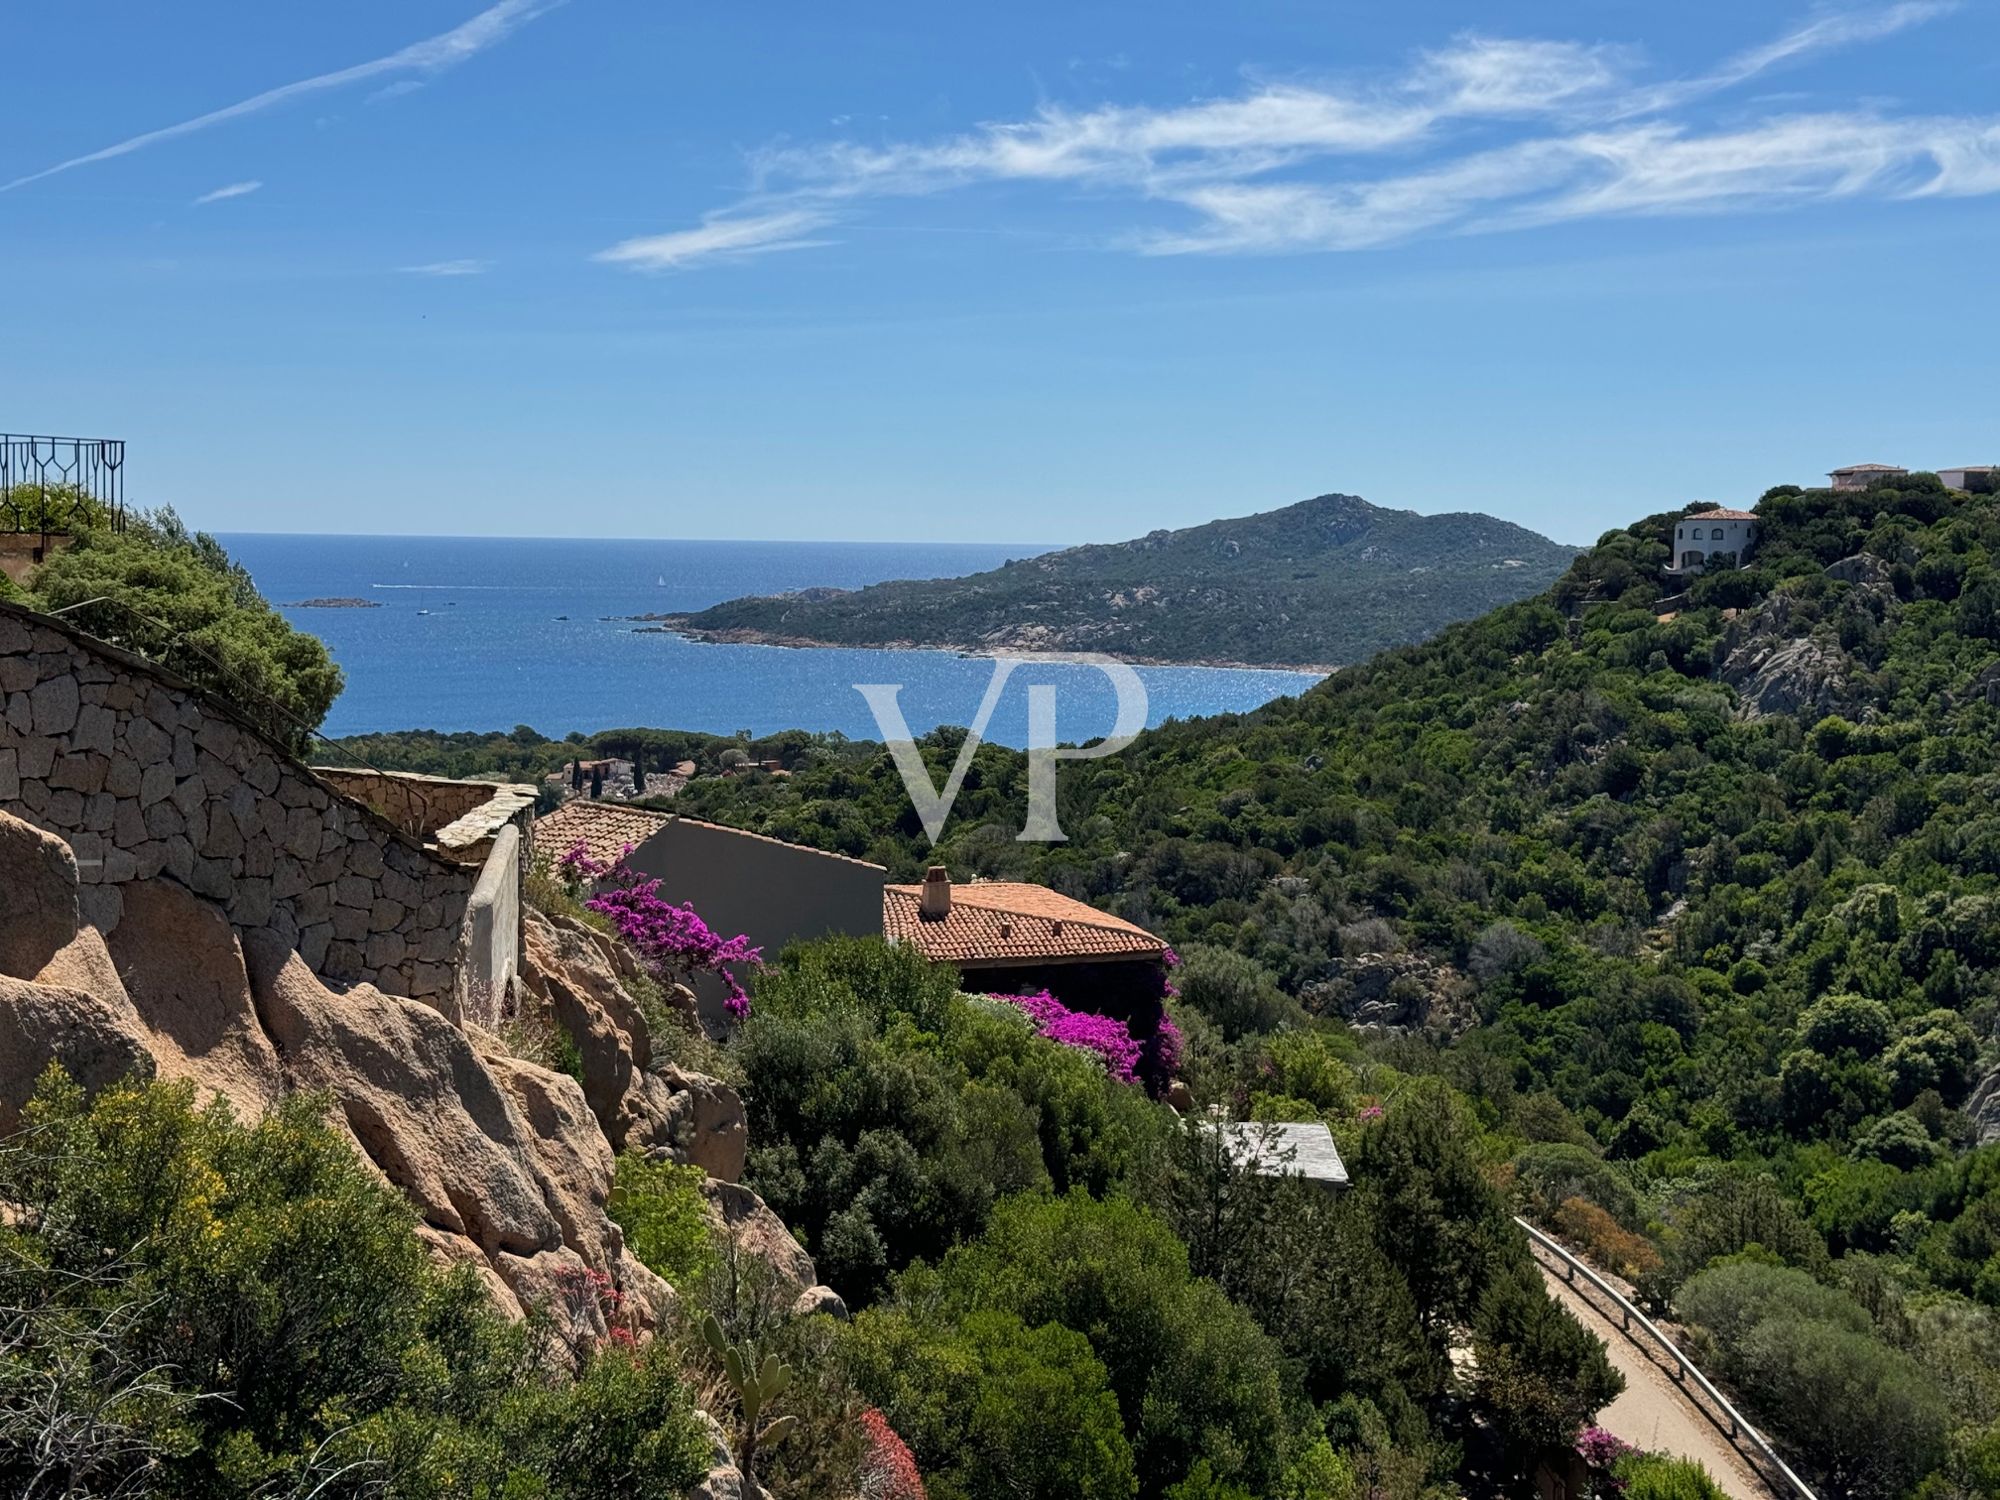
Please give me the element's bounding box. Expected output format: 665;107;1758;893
883;880;1166;967
1830;463;1906;473
534;801;671;868
1691;508;1759;521
533;802;888;875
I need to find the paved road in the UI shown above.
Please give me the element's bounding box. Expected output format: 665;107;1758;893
1538;1265;1773;1500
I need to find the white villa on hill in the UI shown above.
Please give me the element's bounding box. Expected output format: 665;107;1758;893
1668;507;1758;575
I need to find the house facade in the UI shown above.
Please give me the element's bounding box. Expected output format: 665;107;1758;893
1941;466;1999;494
1667;507;1759;575
1829;463;1910;491
535;800;886;1027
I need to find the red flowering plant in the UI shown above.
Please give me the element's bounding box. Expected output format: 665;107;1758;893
859;1408;926;1500
559;839;763;1019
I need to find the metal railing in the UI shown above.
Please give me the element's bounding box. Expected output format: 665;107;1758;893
1;433;125;536
1516;1217;1819;1500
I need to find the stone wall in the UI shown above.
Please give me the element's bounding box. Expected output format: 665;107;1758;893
315;767;508;842
0;601;484;1008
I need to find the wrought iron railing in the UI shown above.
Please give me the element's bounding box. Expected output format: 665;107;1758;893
0;433;125;536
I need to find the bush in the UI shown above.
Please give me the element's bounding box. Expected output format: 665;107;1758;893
1551;1197;1661;1282
1513;1142;1640;1227
608;1153;717;1291
844;1306;1136;1500
1614;1453;1731;1500
0;1070;710;1499
1174;945;1300;1040
1677;1262;1948;1498
25;510;342;749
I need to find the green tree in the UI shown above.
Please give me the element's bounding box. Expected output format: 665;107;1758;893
1471;1262;1624;1459
1354;1081;1517;1342
25;509;342;749
904;1191;1301;1499
844;1306;1137;1500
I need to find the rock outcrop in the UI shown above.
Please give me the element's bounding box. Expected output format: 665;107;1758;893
518;907;747;1181
1301;950;1477;1037
0;806;782;1338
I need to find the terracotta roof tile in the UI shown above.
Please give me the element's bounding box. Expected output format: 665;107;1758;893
884;881;1166;967
534;801;671;868
1692;508;1759;521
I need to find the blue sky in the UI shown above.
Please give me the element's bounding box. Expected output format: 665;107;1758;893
3;1;1997;547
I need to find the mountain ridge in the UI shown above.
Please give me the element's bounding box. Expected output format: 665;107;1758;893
649;492;1579;670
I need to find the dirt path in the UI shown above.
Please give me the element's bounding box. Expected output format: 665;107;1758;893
1537;1265;1774;1500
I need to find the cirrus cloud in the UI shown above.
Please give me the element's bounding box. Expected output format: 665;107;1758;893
603;4;1991;271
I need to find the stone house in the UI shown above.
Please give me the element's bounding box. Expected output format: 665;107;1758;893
0;600;535;1021
1666;507;1759;576
1828;462;1909;491
883;866;1172;1017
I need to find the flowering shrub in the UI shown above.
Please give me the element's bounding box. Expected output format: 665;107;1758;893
553;1261;636;1357
1576;1426;1637;1474
985;989;1183;1094
1356;1104;1385;1123
563;840;763;1018
991;989;1143;1082
859;1407;927;1500
1137;1012;1184;1094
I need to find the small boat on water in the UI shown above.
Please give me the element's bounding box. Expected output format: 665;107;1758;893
417;608;431;616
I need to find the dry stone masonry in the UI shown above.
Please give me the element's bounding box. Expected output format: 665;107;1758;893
0;602;527;1008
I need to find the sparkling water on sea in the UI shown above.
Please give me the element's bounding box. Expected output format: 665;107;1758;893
223;533;1324;748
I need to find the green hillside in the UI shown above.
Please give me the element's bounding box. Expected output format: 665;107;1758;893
676;474;2000;1494
657;492;1577;668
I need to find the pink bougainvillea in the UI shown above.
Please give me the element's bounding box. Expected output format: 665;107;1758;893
859;1408;926;1500
981;988;1185;1094
991;989;1145;1082
562;840;763;1018
1575;1426;1637;1473
1139;1012;1184;1090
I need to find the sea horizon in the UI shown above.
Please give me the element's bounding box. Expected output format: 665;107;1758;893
223;532;1324;749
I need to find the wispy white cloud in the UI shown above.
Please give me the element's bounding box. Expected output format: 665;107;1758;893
1618;0;1957;114
193;179;262;205
1;0;563;194
400;258;493;276
595;208;837;272
630;4;1987;269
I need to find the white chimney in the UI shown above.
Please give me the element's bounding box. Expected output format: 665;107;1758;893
920;865;952;919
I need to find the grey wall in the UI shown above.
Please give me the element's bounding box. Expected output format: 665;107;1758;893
623;818;884;1028
460;823;522;1026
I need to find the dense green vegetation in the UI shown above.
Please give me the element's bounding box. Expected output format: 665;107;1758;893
319;722;862;792
663;476;2000;1495
731;938;1624;1500
659;492;1576;669
0;1070;710;1499
11;507;342;749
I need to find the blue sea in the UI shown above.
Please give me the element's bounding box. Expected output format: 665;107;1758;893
222;534;1324;749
